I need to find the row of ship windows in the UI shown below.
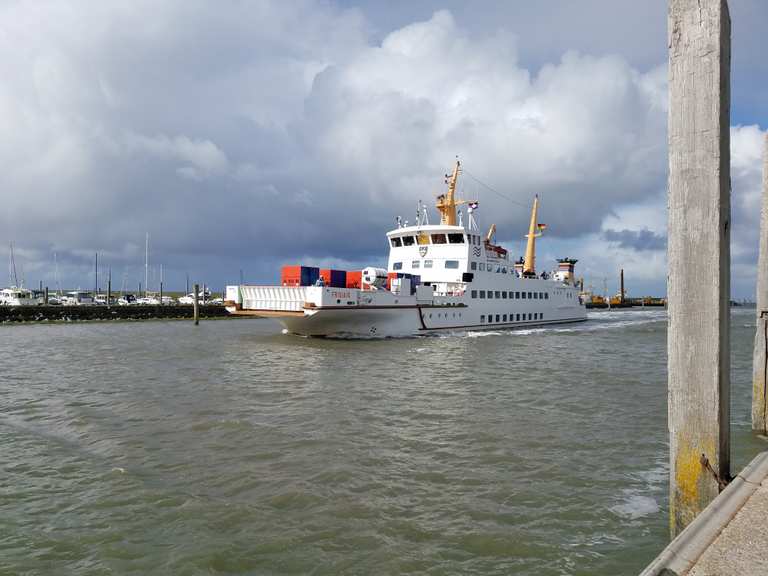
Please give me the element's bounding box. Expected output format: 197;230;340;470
392;260;460;270
471;290;549;300
390;233;472;247
481;312;543;323
471;261;510;273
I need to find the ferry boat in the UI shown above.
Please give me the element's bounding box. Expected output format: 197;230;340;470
225;160;586;337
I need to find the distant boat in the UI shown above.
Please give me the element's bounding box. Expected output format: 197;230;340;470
117;294;137;306
1;243;43;306
0;286;43;306
136;296;160;305
61;291;94;306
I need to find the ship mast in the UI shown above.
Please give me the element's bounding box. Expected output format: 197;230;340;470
436;160;462;226
522;195;543;277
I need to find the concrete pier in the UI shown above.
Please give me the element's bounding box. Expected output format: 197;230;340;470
641;452;768;575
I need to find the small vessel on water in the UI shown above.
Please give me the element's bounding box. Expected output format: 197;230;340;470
0;287;43;306
226;160;587;337
1;243;43;306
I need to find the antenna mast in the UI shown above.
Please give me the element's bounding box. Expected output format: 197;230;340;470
436;159;469;226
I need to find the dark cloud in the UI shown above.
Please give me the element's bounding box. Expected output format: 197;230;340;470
603;228;666;252
0;1;765;299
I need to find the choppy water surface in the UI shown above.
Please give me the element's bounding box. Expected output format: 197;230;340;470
0;308;764;575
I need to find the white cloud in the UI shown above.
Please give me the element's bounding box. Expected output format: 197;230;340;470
0;2;763;297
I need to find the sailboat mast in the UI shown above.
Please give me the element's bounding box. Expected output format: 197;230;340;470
145;233;149;298
95;252;98;295
9;241;18;287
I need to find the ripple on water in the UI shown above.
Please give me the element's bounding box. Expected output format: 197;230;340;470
0;311;759;575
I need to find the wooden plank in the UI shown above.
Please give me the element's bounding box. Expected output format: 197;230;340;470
753;316;768;432
667;0;731;537
754;136;768;432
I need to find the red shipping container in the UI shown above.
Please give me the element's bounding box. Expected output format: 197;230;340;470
319;269;347;288
281;265;301;286
280;265;319;286
386;271;398;290
345;271;362;289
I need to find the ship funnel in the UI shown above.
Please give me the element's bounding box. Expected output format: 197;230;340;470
555;258;578;285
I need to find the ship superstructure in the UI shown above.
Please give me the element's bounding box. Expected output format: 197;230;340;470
225;160;586;337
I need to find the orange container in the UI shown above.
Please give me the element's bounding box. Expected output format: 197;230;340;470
386;271;398;290
345;270;362;289
280;265;319;286
319;269;347;288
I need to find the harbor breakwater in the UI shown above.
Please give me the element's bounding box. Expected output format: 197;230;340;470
0;304;231;323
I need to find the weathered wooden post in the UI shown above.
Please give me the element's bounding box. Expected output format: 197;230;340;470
193;283;200;325
752;134;768;433
44;286;49;305
668;0;731;537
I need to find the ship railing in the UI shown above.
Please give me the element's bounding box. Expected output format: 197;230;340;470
240;286;310;312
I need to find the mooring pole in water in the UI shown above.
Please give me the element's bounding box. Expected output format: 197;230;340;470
193;283;200;326
107;268;112;308
160;281;163;306
44;287;48;305
668;0;731;537
753;134;768;433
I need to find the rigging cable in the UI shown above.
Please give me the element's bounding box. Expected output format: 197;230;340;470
461;168;528;209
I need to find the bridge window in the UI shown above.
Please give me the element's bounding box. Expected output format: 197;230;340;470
412;261;420;269
402;236;415;246
448;233;465;244
480;315;485;322
503;314;507;321
479;290;486;298
521;292;526;299
515;291;520;299
424;260;433;268
431;234;447;244
516;313;520;321
390;237;402;247
496;315;500;322
471;262;477;270
502;291;507;299
534;292;538;299
393;262;403;270
445;260;459;269
417;233;430;245
488;291;493;299
495;291;501;299
471;290;477;298
528;292;532;299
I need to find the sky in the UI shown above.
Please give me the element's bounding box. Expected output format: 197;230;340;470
1;0;766;298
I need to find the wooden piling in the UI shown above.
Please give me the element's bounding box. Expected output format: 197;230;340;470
193;283;199;325
44;287;48;305
752;135;768;433
668;0;731;537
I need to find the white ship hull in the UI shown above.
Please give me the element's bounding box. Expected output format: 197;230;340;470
226;278;586;338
